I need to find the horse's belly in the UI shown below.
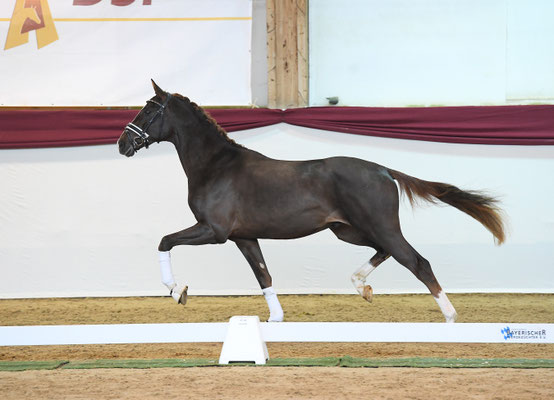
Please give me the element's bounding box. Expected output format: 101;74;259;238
231;205;346;240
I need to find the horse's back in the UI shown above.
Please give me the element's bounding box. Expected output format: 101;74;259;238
236;153;397;205
323;156;396;191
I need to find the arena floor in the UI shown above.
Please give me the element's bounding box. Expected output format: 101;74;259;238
1;293;553;399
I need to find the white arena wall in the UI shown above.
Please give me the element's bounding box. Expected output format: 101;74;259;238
1;123;553;298
308;0;554;107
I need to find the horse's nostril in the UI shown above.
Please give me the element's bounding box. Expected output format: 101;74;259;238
118;138;131;156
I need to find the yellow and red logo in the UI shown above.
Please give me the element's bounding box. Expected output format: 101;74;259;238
4;0;58;50
4;1;153;50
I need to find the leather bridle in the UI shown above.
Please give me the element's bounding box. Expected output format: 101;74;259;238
124;93;172;152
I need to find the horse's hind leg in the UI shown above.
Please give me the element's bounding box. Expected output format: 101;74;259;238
332;222;456;321
330;224;390;302
412;254;457;323
351;251;390;302
232;238;284;322
381;234;457;322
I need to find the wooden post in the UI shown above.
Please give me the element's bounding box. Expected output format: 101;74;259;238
296;0;308;107
267;0;308;108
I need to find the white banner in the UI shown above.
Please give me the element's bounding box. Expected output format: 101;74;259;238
0;0;252;106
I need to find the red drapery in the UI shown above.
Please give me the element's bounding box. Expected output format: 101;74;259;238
1;105;553;149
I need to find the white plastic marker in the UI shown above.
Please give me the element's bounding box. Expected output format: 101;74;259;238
219;316;269;365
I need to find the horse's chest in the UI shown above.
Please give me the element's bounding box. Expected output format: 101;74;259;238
187;188;237;220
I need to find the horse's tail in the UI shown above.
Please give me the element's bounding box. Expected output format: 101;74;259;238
387;169;506;245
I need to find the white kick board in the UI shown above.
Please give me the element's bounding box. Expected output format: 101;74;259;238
1;322;552;346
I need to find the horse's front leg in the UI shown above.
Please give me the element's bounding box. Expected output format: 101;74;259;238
233;238;284;322
158;223;223;305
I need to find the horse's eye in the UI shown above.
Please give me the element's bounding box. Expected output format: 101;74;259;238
145;110;151;115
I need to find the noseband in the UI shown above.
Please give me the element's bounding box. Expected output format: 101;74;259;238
125;93;172;152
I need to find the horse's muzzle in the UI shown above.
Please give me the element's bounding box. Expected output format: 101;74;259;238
118;135;136;157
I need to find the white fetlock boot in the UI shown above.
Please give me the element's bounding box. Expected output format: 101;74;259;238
351;262;376;303
263;286;284;322
434;290;457;323
159;251;188;306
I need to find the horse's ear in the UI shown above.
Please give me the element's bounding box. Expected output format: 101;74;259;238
151;79;167;99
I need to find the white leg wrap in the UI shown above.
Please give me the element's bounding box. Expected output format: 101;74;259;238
262;286;284;322
434;290;458;323
351;261;376;296
159;251;188;305
159;251;175;290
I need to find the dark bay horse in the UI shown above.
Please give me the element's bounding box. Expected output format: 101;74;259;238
118;81;506;323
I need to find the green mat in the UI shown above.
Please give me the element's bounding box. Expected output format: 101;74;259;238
1;357;553;371
64;358;218;369
0;361;68;371
338;356;554;369
267;357;340;367
63;357;340;369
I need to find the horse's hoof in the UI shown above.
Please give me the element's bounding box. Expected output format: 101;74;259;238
177;286;188;305
362;285;373;303
171;285;188;306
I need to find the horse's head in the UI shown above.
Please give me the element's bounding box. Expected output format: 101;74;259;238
118;80;173;157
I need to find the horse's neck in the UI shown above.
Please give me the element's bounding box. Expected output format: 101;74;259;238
173;122;238;181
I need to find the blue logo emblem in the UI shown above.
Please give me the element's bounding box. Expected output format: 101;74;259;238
501;326;513;340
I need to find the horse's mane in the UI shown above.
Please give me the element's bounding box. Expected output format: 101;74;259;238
172;93;244;149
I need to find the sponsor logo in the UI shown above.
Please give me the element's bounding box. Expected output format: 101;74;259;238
501;326;548;341
4;0;58;50
4;0;152;50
